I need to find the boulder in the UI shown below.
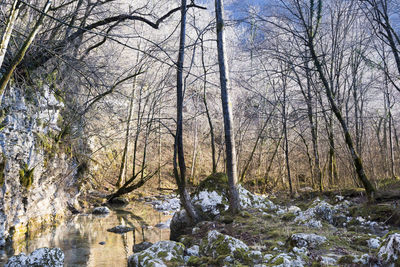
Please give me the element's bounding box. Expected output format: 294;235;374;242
152;197;180;212
170;209;194;241
368;237;381;249
294;198;350;228
290;233;327;249
170;173;275;240
92;206;110;215
128;241;185;267
107;225;135;234
5;247;64;267
378;233;400;265
200;230;252;264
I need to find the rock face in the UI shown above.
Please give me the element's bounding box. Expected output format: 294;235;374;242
378;233;400;265
128;241;185;267
0;86;79;245
5;247;64;267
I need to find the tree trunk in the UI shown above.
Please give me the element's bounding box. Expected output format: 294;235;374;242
308;37;376;199
215;0;240;214
200;36;217;174
174;0;199;223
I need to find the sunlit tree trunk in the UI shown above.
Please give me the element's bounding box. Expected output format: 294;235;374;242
174;0;199;223
215;0;240;214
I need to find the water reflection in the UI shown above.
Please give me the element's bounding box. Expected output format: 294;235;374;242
0;201;172;267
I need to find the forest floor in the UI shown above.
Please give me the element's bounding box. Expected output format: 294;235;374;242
169;178;400;266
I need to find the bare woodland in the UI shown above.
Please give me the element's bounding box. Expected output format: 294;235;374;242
1;0;399;213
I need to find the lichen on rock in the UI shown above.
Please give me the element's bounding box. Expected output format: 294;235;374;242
128;240;185;267
378;232;400;265
5;247;64;267
289;233;327;249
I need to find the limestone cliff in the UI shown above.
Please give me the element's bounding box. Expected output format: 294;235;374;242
0;85;79;246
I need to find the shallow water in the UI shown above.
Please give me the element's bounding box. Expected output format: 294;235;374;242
0;201;172;266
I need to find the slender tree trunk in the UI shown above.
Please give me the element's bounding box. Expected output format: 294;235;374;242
327;116;338;186
308;38;376;198
264;133;281;177
190;117;198;182
200;36;217;174
117;80;136;187
174;0;199;223
215;0;240;214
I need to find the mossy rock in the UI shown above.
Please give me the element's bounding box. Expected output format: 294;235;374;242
196;173;229;195
337;255;355;264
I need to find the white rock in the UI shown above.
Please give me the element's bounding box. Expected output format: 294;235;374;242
290;233;327;248
353;254;370;265
193;190;227;215
321;256;337;265
5;247;64;267
368;238;381;249
153;197;180;212
378;233;400;264
288;206;301;214
128;241;185;267
92;206;110;215
201;230;249;258
186;245;200;257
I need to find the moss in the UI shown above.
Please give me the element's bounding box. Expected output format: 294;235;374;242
219;214;234;224
239;211;251;218
157;251;168;258
214;235;231;255
19;163;34;189
196;172;229;195
281;213;296;222
271;256;284;265
337;255;355;264
187;256;202;266
233;248;252;264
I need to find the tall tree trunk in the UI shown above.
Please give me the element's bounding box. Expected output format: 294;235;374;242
215;0;240;214
174;0;199;223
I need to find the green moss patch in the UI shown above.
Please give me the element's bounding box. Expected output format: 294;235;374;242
19;163;34;189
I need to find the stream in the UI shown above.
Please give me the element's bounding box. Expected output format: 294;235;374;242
0;200;172;266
